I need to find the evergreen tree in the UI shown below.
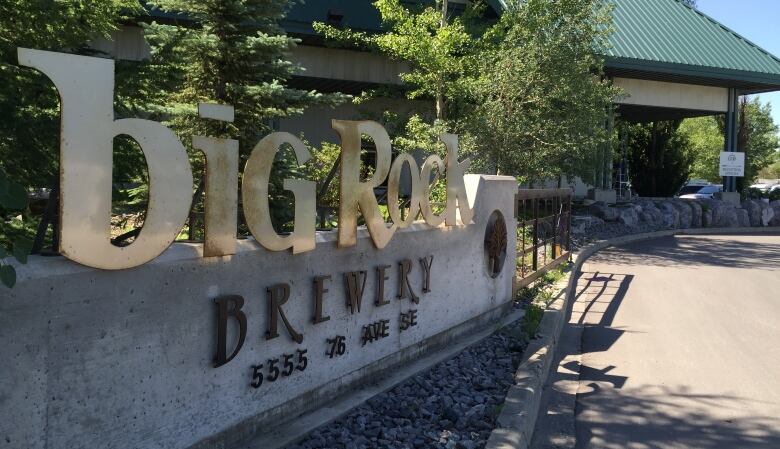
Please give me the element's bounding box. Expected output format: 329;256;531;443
0;0;141;283
628;120;693;197
143;0;345;231
0;0;141;187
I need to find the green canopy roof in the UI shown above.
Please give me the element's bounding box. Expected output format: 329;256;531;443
605;0;780;93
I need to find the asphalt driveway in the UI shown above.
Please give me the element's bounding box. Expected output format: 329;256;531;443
532;233;780;449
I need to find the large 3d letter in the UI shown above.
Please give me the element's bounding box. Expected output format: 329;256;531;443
193;103;239;257
441;134;474;226
333;120;395;248
243;132;316;253
18;48;193;270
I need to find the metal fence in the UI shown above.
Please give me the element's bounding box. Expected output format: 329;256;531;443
514;188;573;292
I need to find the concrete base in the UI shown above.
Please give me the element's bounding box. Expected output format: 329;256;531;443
587;189;617;204
0;175;518;449
715;191;741;205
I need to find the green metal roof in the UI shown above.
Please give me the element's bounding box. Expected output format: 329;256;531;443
605;0;780;93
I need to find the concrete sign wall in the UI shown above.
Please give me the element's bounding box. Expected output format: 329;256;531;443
0;175;516;449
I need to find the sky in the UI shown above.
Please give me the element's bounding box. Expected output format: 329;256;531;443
696;0;780;128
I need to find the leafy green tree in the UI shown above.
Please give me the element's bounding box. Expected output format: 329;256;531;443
315;0;480;122
466;0;617;183
733;97;779;189
0;169;31;287
679;116;722;182
628;120;693;197
143;0;345;231
681;97;779;187
758;151;780;179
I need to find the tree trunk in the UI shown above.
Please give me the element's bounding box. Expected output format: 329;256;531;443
649;122;658;195
436;0;448;121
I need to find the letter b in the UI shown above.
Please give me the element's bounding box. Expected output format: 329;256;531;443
214;295;248;368
18;48;193;269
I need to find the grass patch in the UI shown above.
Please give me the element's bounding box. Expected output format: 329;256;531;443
521;303;545;340
516;266;567;341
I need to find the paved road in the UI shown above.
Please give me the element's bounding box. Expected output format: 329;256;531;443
531;233;780;449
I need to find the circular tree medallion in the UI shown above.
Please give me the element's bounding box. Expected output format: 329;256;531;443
484;210;508;278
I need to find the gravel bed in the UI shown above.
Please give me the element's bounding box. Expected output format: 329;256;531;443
286;303;528;449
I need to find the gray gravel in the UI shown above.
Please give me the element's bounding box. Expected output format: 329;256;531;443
285;304;528;449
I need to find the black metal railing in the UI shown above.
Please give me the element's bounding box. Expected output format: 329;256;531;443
515;188;573;291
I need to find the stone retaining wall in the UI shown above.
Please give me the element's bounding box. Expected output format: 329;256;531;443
575;198;780;236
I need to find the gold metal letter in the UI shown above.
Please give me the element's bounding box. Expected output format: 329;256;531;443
441;134;474;226
332;120;395;248
193;135;239;257
387;153;421;228
420;155;446;227
18;48;193;270
243;132;316;254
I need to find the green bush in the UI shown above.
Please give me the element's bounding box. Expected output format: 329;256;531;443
0;169;32;288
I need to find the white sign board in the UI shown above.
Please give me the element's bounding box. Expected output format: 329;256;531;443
719;152;745;177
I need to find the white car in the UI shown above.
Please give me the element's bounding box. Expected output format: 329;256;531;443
677;183;710;196
679;185;723;199
750;183;774;193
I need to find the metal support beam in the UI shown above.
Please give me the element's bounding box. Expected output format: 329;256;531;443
723;87;739;192
605;107;615;190
595;106;616;190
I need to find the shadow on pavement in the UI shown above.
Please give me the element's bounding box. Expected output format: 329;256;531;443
575;383;780;449
569;264;780;448
533;264;780;449
589;235;780;270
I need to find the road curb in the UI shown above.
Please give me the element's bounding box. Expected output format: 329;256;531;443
485;226;780;449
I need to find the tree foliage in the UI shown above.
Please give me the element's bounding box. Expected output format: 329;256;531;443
466;0;617;183
681;97;779;187
145;0;344;150
314;0;481;121
0;0;141;187
143;0;345;230
316;0;617;187
679;116;722;183
0;168;31;288
732;97;779;189
758;151;780;179
628;120;693;197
